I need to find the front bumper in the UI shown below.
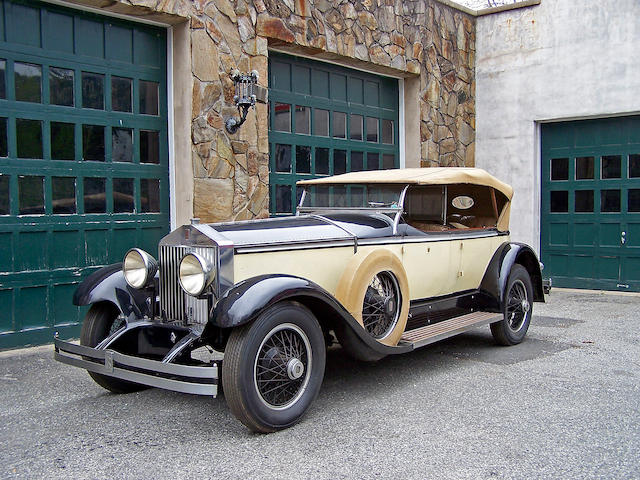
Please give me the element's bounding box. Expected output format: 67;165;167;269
542;278;552;295
54;336;218;396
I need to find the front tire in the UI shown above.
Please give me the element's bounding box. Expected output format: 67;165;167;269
222;301;326;433
490;264;533;346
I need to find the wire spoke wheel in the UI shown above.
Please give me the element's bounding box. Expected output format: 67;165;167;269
254;323;312;410
362;271;401;339
506;279;529;332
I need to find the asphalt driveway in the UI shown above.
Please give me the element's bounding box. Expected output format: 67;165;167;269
1;289;639;479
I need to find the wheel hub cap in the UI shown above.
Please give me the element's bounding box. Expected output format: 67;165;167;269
286;358;304;380
521;299;530;313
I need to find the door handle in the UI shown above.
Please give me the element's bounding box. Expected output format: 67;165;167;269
621;231;626;245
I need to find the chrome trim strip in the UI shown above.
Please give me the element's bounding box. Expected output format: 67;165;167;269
193;223;235;297
309;214;359;253
393;185;409;235
236;239;356;254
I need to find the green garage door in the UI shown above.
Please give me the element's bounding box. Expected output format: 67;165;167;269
268;53;399;215
0;0;169;348
541;116;640;292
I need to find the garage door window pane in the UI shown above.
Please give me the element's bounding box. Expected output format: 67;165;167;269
629;154;640;178
274;144;291;173
314;109;329;136
51;122;75;160
0;118;7;157
382;119;394;144
274;103;291;132
366;117;378;143
296;145;310;174
140;130;159;164
575;157;594;180
0;175;9;215
351;151;364;171
140;80;159;115
366;152;379;170
112;128;133;163
17;119;43;159
602;155;621;179
334;149;346;175
49;67;74;106
82;125;105;161
295;106;310;135
84;177;106;213
141;179;160;212
0;59;5;99
350;115;363;141
19;176;44;214
551;158;568;181
601;189;620;213
629;189;640;213
52;177;76;214
275;184;291;213
332;112;346;139
575;190;593;213
112;76;132;112
550;191;568;213
113;178;134;213
315;148;329;175
383;154;395;169
82;72;104;110
15;62;41;103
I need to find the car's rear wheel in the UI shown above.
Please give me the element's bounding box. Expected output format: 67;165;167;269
222;301;326;433
490;264;533;346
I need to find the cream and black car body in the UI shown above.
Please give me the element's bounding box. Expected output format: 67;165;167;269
55;168;549;432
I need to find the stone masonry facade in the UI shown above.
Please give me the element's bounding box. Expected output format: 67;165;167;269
114;0;476;223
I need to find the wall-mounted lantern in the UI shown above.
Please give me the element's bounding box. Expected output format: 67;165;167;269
225;69;259;134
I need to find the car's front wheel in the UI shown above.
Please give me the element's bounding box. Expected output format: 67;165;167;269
222;301;326;433
490;264;533;345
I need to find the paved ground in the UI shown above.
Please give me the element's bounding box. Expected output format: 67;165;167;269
1;289;639;479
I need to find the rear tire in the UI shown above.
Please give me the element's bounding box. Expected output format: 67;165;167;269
490;265;533;346
80;303;146;393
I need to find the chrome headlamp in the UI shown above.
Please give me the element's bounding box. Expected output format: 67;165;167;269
179;252;215;296
123;248;158;289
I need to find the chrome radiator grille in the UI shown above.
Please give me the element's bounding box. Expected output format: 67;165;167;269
159;245;217;324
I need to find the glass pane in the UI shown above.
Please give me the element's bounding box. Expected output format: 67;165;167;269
629;189;640;213
140;80;159;115
366;152;379;170
113;178;134;213
82;72;104;109
82;125;105;161
575;190;593;213
275;184;291;213
19;175;44;214
550;191;568;213
140;130;159;164
112;76;132;112
52;177;76;214
383;154;395;169
16;119;43;159
601;189;620;213
296;145;310;174
15;62;41;103
295;105;310;134
333;185;347;207
334;150;346;175
274;103;291;132
575;156;594;180
332;112;346;139
50;122;75;160
315;148;329;175
350;114;363;141
84;177;106;213
141;179;160;212
382;119;394;144
602;155;621;179
629;154;640;178
314;109;329;136
112;128;133;163
49;67;74;106
0;118;7;157
351;151;364;171
274;144;291;173
0;59;5;99
366;117;379;142
0;175;9;215
551;158;568;181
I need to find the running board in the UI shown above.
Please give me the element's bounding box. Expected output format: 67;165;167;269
400;311;502;350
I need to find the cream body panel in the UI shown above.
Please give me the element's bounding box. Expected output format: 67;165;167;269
453;235;509;291
401;241;455;298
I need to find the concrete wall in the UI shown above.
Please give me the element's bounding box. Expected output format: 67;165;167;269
474;0;640;252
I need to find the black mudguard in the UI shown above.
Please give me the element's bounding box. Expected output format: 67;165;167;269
479;242;545;310
73;263;153;320
201;274;411;357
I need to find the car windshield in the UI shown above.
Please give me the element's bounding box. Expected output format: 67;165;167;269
299;184;405;212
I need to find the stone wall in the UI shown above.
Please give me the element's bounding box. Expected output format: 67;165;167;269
118;0;476;223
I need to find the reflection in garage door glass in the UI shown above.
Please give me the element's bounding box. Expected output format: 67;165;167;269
602;155;621;179
350;114;363;141
0;175;9;215
113;178;134;213
49;67;74;106
628;190;640;212
140;80;159;116
0;118;7;157
629;154;640;178
295;105;310;135
601;189;620;212
82;125;105;161
52;177;76;214
315;148;329;175
275;144;291;173
51;122;75;160
140;130;159;164
275;184;291;213
0;60;5;99
141;179;160;212
112;76;132;112
82;72;104;110
17;119;42;159
575;190;594;213
15;62;41;103
84;177;106;213
296;145;310;174
19;175;44;214
575;156;594;180
112;128;133;163
334;150;346;175
550;190;568;212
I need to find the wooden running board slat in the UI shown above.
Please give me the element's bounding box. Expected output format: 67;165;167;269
401;311;502;350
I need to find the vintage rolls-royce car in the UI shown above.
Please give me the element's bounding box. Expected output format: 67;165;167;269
55;168;548;432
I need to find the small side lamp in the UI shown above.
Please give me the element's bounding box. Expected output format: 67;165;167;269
225;69;259;134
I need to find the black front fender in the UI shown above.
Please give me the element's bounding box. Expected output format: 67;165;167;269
201;274;411;357
73;263;153;320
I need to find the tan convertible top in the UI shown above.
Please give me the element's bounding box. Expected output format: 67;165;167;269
298;167;514;232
